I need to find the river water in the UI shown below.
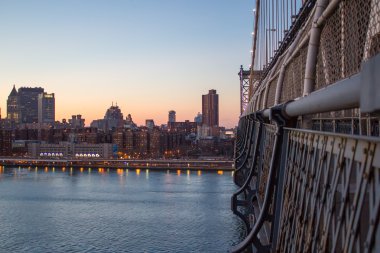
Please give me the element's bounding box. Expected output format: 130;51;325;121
0;167;244;252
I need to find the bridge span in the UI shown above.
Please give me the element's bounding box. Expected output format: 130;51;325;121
233;0;380;252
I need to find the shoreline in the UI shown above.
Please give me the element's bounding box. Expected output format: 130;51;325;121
0;157;235;171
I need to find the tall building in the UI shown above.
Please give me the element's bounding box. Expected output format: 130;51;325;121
168;110;176;123
90;104;124;131
38;93;55;124
145;119;155;129
202;89;219;127
69;115;85;128
104;104;124;129
194;112;202;124
7;85;19;123
125;114;137;130
18;87;44;123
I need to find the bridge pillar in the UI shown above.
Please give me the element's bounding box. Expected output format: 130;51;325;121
239;66;251;114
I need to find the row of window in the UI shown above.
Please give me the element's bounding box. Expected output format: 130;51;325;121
39;153;101;157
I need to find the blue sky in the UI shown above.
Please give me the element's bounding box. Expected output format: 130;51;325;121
0;0;253;127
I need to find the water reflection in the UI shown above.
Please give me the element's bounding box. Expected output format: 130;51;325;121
0;166;243;252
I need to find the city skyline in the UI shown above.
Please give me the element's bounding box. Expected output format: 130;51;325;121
3;84;233;128
0;0;253;128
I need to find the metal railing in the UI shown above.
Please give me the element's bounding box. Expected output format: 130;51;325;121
232;114;380;252
233;0;380;252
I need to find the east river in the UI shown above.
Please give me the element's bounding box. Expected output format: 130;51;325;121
0;166;244;252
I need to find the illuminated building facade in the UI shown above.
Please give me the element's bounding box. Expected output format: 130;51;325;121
38;93;55;124
28;143;114;158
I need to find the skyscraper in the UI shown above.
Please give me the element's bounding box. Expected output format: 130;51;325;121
18;87;44;123
194;112;202;124
38;93;55;124
7;85;19;123
168;110;176;123
90;104;124;131
202;89;219;127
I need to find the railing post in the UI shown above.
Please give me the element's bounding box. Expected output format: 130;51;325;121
303;0;329;96
230;104;296;253
231;112;263;232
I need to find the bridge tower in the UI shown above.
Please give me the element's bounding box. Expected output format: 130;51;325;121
239;65;250;114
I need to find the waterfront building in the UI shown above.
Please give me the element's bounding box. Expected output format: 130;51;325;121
6;85;19;123
168;110;176;123
0;130;13;156
112;129;125;153
149;127;161;158
28;142;114;158
38;93;55;124
73;127;98;144
124;129;134;155
134;128;148;157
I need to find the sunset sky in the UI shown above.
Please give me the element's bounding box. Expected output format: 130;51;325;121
0;0;253;128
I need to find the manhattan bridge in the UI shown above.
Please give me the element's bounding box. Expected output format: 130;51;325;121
232;0;380;252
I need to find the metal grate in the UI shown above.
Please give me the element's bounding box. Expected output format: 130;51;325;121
277;129;380;252
266;76;279;108
316;0;372;89
257;124;277;201
281;45;307;103
365;0;380;59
